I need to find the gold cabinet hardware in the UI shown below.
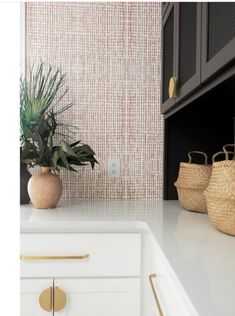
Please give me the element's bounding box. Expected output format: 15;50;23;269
149;274;164;316
54;287;67;312
39;287;52;312
168;76;177;99
39;286;67;312
20;254;89;260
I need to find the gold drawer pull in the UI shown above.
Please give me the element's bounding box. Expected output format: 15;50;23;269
20;254;89;260
149;274;164;316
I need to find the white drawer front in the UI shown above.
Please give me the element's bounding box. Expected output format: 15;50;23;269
54;278;141;316
21;233;141;277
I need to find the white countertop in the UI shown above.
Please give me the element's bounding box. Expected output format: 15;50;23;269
21;200;235;316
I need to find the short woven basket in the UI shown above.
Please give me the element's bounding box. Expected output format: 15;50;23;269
204;144;235;236
175;151;212;213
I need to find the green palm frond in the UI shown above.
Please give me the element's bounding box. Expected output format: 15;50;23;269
20;62;67;141
20;61;98;171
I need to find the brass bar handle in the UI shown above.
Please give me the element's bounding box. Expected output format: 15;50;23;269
20;254;89;260
168;76;177;99
149;274;164;316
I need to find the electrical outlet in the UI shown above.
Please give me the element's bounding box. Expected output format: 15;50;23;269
107;158;120;178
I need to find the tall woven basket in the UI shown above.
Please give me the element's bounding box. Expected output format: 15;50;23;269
174;151;212;213
204;144;235;236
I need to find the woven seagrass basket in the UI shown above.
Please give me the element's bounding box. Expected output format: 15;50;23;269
175;151;212;213
204;144;235;236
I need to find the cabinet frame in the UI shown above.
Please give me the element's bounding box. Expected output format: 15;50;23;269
175;3;202;103
162;3;202;114
161;2;177;112
201;2;235;82
162;2;170;18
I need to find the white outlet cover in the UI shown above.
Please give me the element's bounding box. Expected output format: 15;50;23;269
107;158;120;178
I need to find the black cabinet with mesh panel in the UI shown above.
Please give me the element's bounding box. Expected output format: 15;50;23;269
163;3;235;200
176;3;201;104
201;2;235;82
162;3;176;111
162;2;235;115
162;2;235;200
162;3;201;113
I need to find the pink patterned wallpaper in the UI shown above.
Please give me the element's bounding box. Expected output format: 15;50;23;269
25;2;163;200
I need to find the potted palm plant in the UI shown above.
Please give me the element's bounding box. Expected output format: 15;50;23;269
20;62;98;208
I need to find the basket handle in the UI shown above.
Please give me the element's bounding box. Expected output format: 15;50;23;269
212;151;235;163
223;144;235;160
188;151;208;165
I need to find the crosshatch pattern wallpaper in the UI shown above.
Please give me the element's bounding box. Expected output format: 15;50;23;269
25;2;163;200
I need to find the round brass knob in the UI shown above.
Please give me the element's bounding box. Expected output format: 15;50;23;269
168;76;177;99
39;287;52;312
39;286;66;312
54;287;67;312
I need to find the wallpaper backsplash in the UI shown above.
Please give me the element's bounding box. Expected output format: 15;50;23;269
25;2;163;200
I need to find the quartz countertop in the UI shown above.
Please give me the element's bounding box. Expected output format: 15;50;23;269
20;200;235;316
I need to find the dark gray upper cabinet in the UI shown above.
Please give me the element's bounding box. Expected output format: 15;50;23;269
201;2;235;82
162;3;201;113
162;2;235;114
162;3;175;111
176;3;201;100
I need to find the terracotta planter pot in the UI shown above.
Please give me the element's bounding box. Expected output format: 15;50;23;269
27;167;62;209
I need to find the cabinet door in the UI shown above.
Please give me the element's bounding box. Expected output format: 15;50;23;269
162;3;176;112
21;279;53;316
149;274;198;316
54;278;140;316
201;3;235;81
175;3;201;102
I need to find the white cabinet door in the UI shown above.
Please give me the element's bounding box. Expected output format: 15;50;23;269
148;274;199;316
21;279;53;316
143;232;198;316
54;278;140;316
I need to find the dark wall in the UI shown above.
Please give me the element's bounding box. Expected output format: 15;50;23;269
164;77;235;200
